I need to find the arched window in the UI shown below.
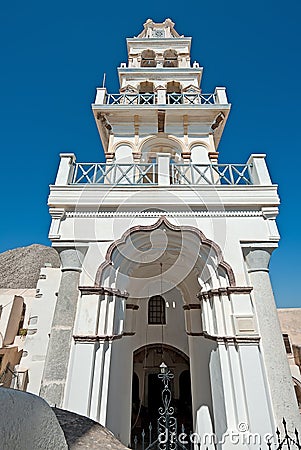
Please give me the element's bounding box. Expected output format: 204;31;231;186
139;81;155;105
166;81;182;104
139;81;154;94
141;50;156;67
148;295;166;324
163;49;178;67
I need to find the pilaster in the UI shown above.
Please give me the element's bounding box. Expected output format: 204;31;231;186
40;246;87;407
243;245;301;432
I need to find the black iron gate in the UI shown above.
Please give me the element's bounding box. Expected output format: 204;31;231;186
266;418;300;449
131;363;190;450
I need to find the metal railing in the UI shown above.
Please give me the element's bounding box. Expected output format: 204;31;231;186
106;93;155;105
72;163;158;185
167;93;215;105
71;163;253;186
105;93;216;105
171;163;252;185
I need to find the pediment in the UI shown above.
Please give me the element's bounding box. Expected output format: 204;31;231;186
182;85;201;93
120;84;138;93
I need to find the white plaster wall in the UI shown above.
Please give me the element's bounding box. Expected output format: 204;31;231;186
20;267;61;394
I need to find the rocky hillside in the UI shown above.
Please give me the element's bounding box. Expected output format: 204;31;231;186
0;244;60;289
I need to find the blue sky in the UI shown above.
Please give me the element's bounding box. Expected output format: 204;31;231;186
0;0;300;307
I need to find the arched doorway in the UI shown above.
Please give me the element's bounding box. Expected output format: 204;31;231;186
93;217;237;445
131;344;193;443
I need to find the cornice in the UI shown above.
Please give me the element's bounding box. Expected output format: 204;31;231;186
73;334;123;343
187;331;260;344
79;286;128;298
198;286;253;299
66;210;262;218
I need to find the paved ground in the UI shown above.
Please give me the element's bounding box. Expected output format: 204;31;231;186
53;408;130;449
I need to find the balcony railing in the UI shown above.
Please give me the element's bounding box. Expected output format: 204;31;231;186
107;93;156;105
71;163;252;186
72;163;158;185
105;93;216;105
167;93;215;105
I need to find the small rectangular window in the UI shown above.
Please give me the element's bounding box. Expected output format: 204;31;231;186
283;333;292;354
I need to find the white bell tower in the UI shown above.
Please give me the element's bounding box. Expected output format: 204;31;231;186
93;17;229;167
21;18;300;448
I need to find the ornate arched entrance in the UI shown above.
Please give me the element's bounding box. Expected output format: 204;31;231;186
64;217;275;447
90;216;236;445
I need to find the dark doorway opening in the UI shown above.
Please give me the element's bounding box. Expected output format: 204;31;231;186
131;344;192;446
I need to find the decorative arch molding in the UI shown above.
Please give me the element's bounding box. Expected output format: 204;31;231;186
113;141;135;153
94;216;236;287
133;342;189;362
139;135;185;158
189;141;210;152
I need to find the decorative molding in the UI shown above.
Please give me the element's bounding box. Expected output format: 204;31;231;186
49;208;66;220
132;152;141;159
261;207;279;220
186;331;203;336
183;304;201;310
95;216;236;287
66;210;262;219
73;334;123;343
201;331;260;344
79;286;129;298
181;152;191;160
198;286;253;299
126;304;139;310
209;151;219;160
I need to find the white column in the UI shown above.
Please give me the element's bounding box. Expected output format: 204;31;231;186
48;208;65;240
157;153;171;185
54;153;76;185
247;154;272;185
40;246;86;407
64;342;96;415
89;341;109;422
156;86;166;104
94;87;107;104
188;336;215;440
238;343;274;437
243;245;301;432
214;87;228;104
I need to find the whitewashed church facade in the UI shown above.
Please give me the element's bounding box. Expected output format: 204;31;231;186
20;19;300;447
